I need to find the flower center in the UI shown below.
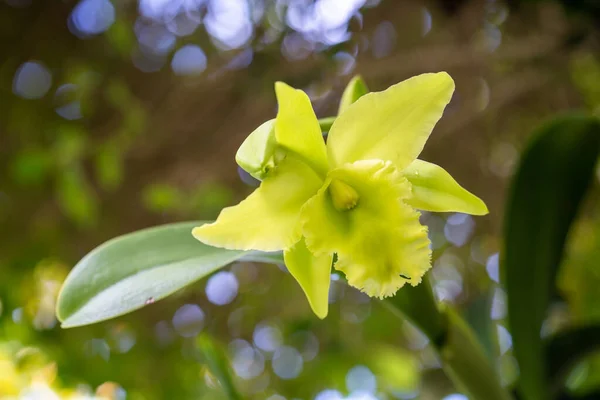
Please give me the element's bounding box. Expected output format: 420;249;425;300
329;179;359;211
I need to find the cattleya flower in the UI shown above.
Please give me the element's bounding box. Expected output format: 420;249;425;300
193;72;487;318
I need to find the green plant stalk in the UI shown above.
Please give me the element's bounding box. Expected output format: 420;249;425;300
318;116;336;132
197;335;242;400
440;306;512;400
385;278;511;400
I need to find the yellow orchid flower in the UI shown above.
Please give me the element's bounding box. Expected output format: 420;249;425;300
193;72;487;319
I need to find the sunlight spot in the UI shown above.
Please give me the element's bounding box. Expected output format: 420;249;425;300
171;44;207;75
371;21;395;58
334;52;356;75
230;339;265;379
347;391;378;400
205;0;253;50
272;346;303;379
346;365;376;394
13;62;52;99
134;19;177;55
422;7;432;36
497;324;513;355
444;213;475;247
206;271;239;305
486;253;499;283
476;77;490;111
315;390;344;400
12;307;23;323
55;84;83;120
172;304;205;337
253;323;283;352
491;288;507;320
442;395;468;400
69;0;115;37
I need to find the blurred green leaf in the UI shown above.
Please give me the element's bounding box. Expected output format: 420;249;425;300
365;345;419;392
54;125;88;166
546;324;600;391
385;277;445;345
440;306;512;400
503;114;600;400
56;168;98;227
463;291;496;361
570;54;600;113
197;334;242;400
191;182;234;218
10;149;50;186
142;183;184;212
95;143;124;191
56;221;282;328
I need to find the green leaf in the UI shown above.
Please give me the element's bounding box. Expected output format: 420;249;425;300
57;221;282;328
319;116;336;133
383;276;446;346
384;278;512;400
546;324;600;393
56;168;99;227
503;114;600;400
197;334;242;400
440;307;512;400
338;75;369;115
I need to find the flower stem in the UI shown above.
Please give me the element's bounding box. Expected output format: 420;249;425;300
318;116;336;132
384;278;512;400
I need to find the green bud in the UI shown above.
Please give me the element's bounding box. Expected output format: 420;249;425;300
235;119;277;180
338;75;369;115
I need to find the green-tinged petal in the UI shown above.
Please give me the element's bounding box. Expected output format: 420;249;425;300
301;160;432;298
327;72;455;170
403;159;488;215
284;238;333;319
274;82;328;176
193;155;323;252
235;119;277;180
338;75;369;115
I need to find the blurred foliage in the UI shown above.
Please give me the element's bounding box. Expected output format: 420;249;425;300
1;0;600;399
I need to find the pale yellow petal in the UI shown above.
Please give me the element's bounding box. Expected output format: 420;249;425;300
274;82;328;176
327;72;455;170
404;159;488;215
193;156;323;251
301;160;432;298
284;238;333;319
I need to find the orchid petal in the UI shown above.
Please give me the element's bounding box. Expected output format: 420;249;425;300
274;82;328;176
301;160;432;298
193;155;323;252
327;72;455;170
404;159;488;215
284;238;333;319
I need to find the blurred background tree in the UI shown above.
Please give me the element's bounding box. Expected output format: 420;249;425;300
0;0;599;399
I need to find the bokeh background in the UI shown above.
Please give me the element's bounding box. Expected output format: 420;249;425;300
1;0;599;399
